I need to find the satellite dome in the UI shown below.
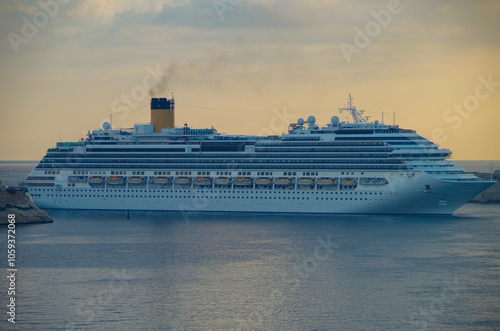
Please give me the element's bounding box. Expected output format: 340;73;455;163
103;122;111;130
374;120;379;125
331;116;340;125
297;118;305;126
307;116;316;124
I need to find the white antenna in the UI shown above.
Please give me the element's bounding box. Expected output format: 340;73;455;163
393;112;395;126
382;112;384;124
338;94;369;125
110;114;113;129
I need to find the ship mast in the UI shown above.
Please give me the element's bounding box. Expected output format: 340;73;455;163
338;94;369;125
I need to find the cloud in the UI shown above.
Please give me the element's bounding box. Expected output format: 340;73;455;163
0;0;499;160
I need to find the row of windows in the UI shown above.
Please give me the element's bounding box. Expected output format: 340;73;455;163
257;171;274;176
26;176;55;181
41;158;403;165
42;194;384;201
216;171;231;175
45;170;60;174
259;142;385;147
255;148;393;153
154;171;171;175
32;188;385;196
391;153;451;158
37;164;407;171
46;152;396;159
86;148;187;153
77;171;145;176
303;172;318;176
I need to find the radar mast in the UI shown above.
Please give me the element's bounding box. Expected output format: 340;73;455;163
339;94;370;125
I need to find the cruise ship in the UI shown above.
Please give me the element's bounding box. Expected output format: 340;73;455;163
25;95;494;214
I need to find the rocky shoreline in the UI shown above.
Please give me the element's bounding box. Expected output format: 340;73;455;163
470;172;500;203
0;187;53;225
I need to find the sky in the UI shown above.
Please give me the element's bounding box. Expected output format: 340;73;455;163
0;0;499;160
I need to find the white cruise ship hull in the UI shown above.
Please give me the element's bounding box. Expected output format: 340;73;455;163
28;172;493;215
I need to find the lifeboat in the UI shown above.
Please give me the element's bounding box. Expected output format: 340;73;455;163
341;178;356;185
274;177;293;186
193;177;212;186
128;177;145;185
297;177;314;186
175;177;192;185
233;177;252;186
317;178;335;186
255;177;272;185
89;176;105;184
106;176;125;185
153;177;172;184
214;177;231;186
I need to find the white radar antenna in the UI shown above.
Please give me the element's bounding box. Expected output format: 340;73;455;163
338;94;370;125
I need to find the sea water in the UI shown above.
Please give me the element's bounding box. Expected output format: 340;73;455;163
0;162;499;330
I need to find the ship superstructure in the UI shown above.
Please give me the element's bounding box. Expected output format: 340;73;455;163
25;95;494;214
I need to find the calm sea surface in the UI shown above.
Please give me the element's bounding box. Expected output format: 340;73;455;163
0;162;499;330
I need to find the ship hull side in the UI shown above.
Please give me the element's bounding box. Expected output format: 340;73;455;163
27;173;494;215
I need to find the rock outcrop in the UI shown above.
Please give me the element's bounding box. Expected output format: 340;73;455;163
470;172;500;203
0;187;53;225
